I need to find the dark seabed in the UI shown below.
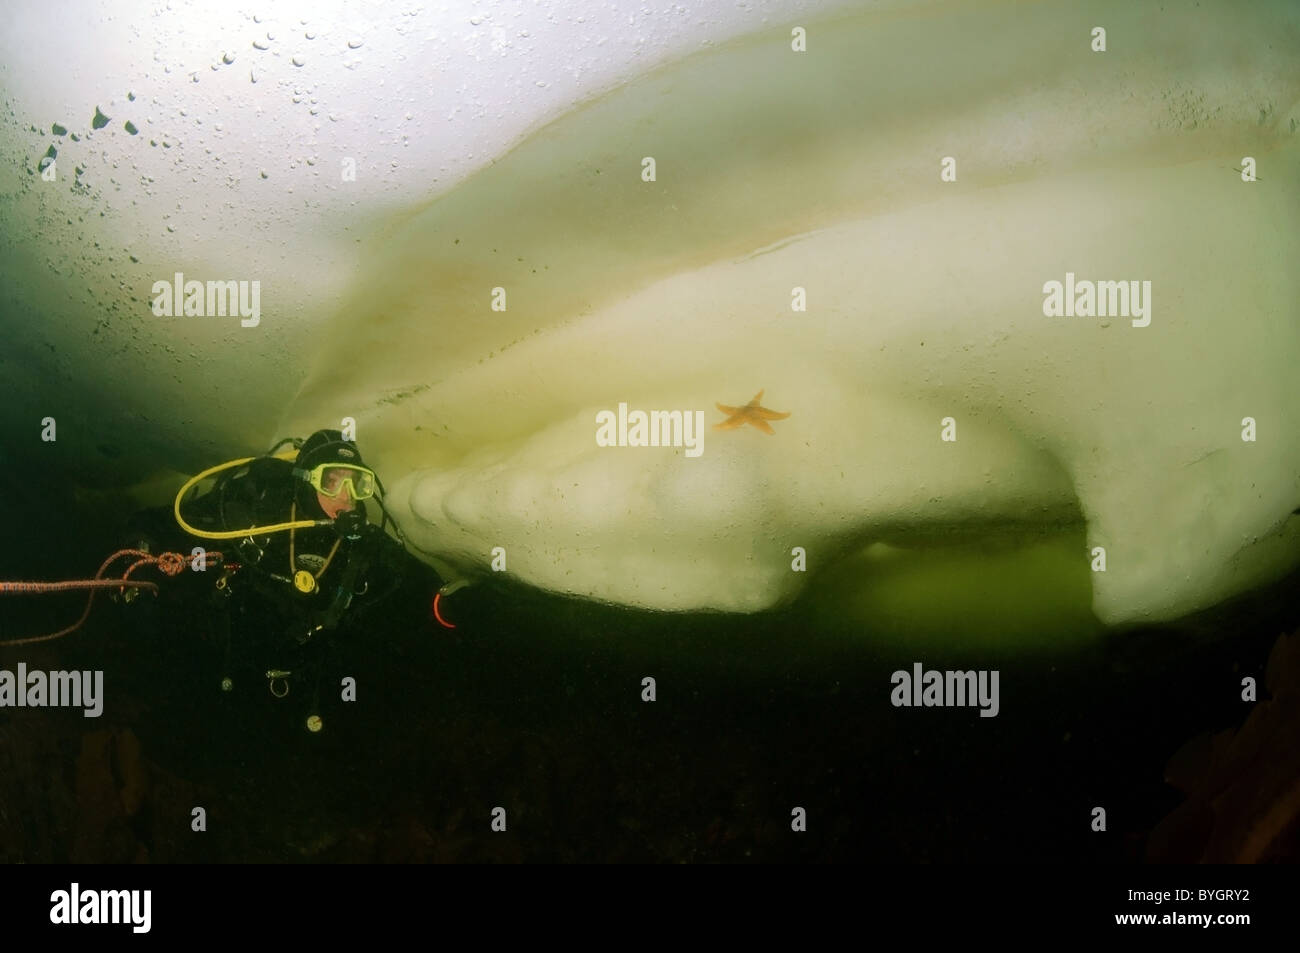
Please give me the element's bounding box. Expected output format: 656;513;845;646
1;466;1297;863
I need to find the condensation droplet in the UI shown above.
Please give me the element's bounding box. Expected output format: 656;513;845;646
347;38;363;49
222;51;236;64
292;55;305;67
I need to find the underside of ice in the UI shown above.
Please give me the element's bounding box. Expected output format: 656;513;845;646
278;1;1300;624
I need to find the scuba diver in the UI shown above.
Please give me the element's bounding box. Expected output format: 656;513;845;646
132;428;421;732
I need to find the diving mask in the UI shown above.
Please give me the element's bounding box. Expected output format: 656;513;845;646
294;462;377;501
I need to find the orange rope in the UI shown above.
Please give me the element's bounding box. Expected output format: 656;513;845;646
0;549;222;647
0;579;161;595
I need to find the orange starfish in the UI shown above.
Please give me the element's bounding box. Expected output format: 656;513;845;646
713;390;791;434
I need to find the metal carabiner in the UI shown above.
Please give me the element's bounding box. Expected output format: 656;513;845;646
265;669;291;698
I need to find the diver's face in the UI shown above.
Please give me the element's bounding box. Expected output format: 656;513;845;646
313;464;369;518
317;487;355;519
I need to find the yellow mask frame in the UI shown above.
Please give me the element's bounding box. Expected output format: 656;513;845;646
294;463;377;501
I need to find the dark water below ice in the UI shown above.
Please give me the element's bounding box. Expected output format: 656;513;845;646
1;472;1295;862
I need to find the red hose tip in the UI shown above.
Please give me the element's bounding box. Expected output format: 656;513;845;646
432;591;456;629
